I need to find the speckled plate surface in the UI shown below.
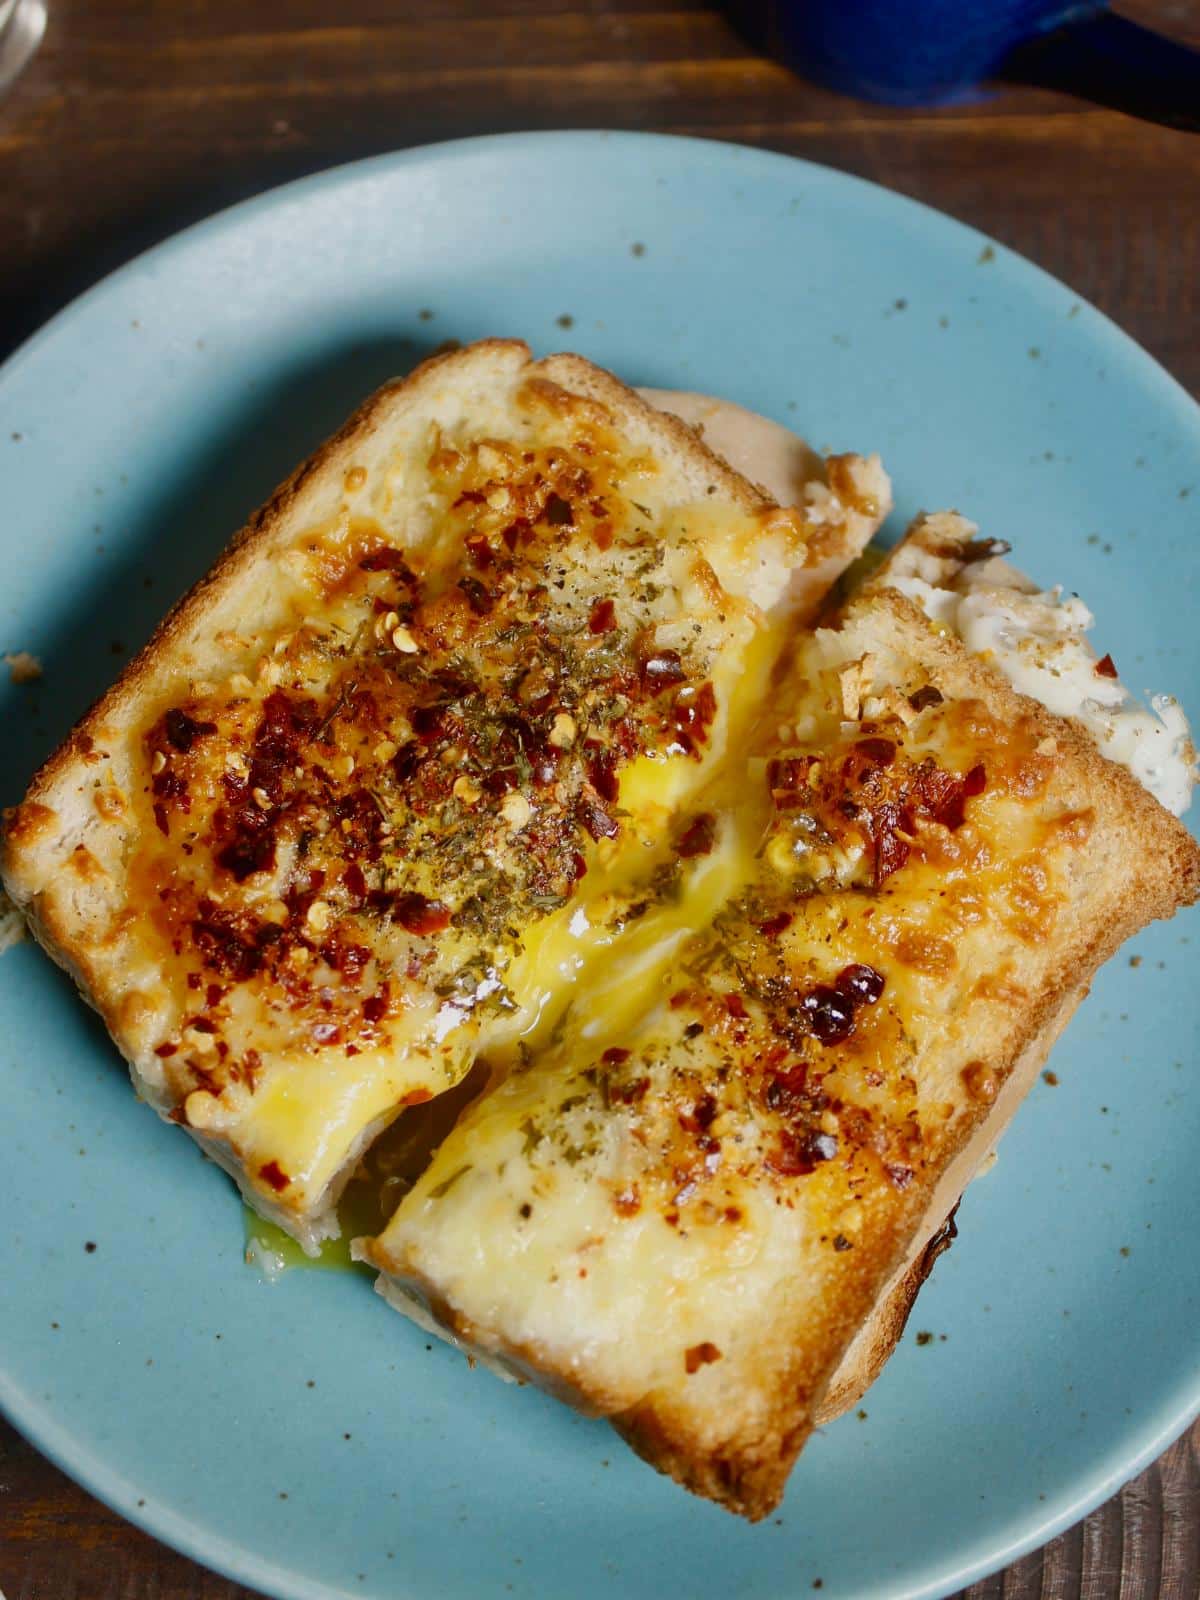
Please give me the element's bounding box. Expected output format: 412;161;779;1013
2;132;1198;1600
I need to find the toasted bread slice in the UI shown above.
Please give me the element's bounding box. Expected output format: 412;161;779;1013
0;341;890;1252
814;974;1086;1424
358;576;1200;1519
814;508;1198;1419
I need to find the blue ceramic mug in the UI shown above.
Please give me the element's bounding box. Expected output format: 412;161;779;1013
733;0;1200;130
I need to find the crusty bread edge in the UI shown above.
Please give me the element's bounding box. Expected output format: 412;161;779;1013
815;979;1088;1423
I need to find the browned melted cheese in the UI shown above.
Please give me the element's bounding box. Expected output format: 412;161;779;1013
363;620;1095;1412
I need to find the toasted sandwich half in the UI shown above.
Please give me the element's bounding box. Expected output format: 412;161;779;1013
814;507;1197;1418
358;519;1200;1518
0;340;887;1251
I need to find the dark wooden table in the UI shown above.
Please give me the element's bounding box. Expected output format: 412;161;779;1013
2;3;1199;1596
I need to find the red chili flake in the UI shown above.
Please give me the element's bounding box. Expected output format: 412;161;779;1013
856;737;896;767
359;547;416;581
152;769;188;803
611;1076;650;1105
343;862;367;900
588;597;616;634
928;762;986;831
577;792;619;842
362;990;388;1024
592;521;613;551
328;941;370;981
640;648;686;693
164;708;217;752
452;488;487;507
528;739;561;788
242;1048;261;1090
908;684;944;711
567;851;588;884
691;1093;718;1132
189;1062;219;1096
482;765;518;796
258;1161;290;1192
543;492;574;526
766;1128;838;1177
465;534;494;568
411;704;447;743
724;993;747;1020
217;831;277;882
684;1342;722;1374
186;1016;217;1034
768;756;814;791
759;911;793;939
154;1042;178;1058
585;742;619;803
764;1062;808;1113
391;742;421;785
964;763;987;795
602;1047;632;1065
768;755;817;810
669;681;716;757
153;803;170;836
393;893;452;935
870;800;911;887
401;1087;433;1107
458;576;493;615
677;813;717;858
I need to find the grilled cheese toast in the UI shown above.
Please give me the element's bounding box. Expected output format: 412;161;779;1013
0;341;888;1251
7;333;1195;1523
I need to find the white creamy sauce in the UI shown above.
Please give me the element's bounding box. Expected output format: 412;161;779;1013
893;575;1196;816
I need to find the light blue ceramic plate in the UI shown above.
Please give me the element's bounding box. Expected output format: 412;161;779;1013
1;133;1197;1600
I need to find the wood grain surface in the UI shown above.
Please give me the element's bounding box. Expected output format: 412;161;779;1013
1;2;1198;1597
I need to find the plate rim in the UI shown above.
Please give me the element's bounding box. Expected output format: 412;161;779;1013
2;127;1198;1600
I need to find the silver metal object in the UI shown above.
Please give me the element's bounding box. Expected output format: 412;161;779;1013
0;0;46;98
